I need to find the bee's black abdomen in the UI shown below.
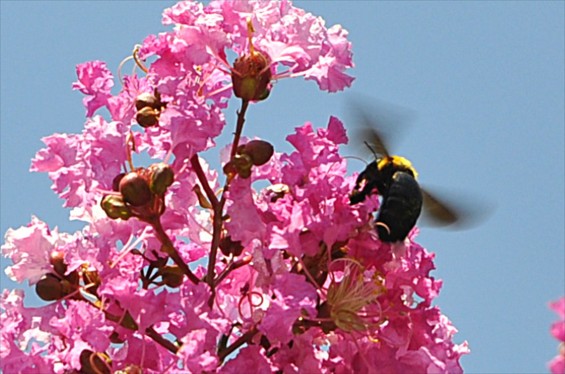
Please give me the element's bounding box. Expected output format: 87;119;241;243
376;171;423;242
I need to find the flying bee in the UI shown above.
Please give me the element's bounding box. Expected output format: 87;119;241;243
349;108;461;243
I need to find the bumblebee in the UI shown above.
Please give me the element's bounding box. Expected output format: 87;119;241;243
349;111;459;243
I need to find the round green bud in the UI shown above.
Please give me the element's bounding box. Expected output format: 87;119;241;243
101;194;132;220
149;163;174;195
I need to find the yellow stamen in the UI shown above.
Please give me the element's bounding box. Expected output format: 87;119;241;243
326;259;384;332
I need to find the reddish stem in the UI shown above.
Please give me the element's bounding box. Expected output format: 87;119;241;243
145;326;178;354
205;99;251;288
190;154;219;208
151;218;200;285
230;99;250;159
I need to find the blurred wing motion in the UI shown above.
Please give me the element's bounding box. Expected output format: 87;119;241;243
420;189;459;226
348;97;415;158
357;114;390;157
420;186;495;229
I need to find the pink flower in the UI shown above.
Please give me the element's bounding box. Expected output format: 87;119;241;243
1;1;469;372
220;345;273;374
140;0;354;100
549;297;565;374
1;289;61;372
2;216;69;285
259;273;317;344
72;60;114;117
30;116;128;220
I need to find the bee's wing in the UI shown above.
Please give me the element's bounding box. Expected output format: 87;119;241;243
420;187;495;229
421;189;459;226
347;96;416;158
359;124;390;158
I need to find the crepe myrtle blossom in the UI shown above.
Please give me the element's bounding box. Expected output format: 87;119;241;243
2;1;467;373
548;297;565;374
139;0;354;97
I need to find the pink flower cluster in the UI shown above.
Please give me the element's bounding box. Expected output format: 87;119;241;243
1;1;468;373
549;297;565;374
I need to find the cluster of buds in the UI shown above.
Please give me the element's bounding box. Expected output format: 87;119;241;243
223;140;274;179
35;251;79;301
135;90;166;128
35;251;100;302
101;163;174;221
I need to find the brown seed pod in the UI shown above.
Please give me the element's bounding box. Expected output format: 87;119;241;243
136;106;159;128
119;172;152;207
135;92;159;111
242;140;274;166
35;274;65;301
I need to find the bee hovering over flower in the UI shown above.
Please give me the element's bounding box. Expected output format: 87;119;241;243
349;105;467;243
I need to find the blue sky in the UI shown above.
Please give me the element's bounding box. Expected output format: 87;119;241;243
1;2;563;373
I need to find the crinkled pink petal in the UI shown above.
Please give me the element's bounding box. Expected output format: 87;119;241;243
225;178;267;246
72;60;114;117
259;273;317;344
1;217;60;284
220;345;273;374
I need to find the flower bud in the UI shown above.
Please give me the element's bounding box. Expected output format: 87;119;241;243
119;172;152;206
135;92;159;111
193;184;212;209
242;140;274;166
112;172;126;192
223;161;238;178
219;236;244;257
231;50;272;101
101;194;132;220
136;106;159;128
160;265;184;288
238;167;252;179
36;273;65;301
149;163;174;195
49;250;67;277
232;153;253;179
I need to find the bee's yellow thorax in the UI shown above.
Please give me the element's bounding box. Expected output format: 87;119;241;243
378;155;418;179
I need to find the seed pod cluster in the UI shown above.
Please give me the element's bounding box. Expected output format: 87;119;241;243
35;251;81;302
135;90;166;128
223;140;274;179
101;163;174;221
